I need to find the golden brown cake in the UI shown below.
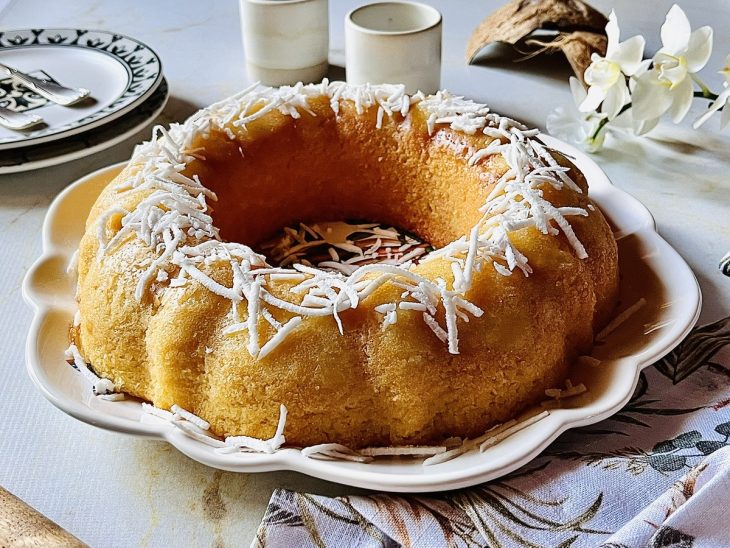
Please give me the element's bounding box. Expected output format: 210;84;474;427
72;81;619;450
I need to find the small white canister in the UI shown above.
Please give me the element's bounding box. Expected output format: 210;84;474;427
345;1;442;94
240;0;329;86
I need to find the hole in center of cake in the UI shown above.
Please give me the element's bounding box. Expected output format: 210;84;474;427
259;220;433;274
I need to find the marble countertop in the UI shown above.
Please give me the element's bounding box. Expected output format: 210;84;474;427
0;0;728;545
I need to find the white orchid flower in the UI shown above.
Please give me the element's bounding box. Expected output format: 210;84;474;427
547;77;607;152
632;4;713;133
579;10;645;120
694;54;730;129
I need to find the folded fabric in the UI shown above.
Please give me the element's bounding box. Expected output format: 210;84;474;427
603;445;730;547
254;316;730;547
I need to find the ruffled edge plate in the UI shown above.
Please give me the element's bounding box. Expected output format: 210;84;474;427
22;134;702;492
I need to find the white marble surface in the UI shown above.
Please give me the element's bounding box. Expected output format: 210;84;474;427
0;1;728;546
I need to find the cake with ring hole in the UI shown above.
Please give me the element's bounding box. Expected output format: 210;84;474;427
69;80;619;450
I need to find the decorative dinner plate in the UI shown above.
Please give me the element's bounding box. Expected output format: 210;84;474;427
23;136;701;492
0;28;163;150
0;78;169;175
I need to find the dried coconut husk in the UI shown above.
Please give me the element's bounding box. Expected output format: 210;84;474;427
524;30;607;83
466;0;608;82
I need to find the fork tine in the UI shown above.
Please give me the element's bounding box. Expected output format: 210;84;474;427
0;62;91;107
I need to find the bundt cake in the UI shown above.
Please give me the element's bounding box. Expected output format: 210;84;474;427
71;81;619;450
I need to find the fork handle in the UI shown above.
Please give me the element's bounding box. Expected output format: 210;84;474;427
0;65;89;106
0;105;43;130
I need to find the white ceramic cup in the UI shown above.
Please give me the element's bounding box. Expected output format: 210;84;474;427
240;0;329;86
345;1;442;94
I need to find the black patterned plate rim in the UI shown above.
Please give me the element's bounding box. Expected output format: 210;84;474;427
0;28;163;150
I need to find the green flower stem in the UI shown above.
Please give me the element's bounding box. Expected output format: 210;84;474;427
693;90;720;101
589;86;721;142
590;104;630;141
691;73;719;100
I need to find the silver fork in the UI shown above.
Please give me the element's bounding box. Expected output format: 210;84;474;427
0;62;90;106
0;105;44;130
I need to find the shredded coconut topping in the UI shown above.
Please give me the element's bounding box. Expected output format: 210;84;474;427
142;403;175;421
98;393;125;402
479;411;549;452
544;379;588;402
595;298;647;341
222;404;288;454
65;344;118;396
578;355;602;367
140;400;288;454
91;80;590;358
301;443;373;463
261;221;431;274
171;404;210;430
359;446;447;457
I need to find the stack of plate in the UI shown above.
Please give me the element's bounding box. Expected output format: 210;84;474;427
0;28;169;174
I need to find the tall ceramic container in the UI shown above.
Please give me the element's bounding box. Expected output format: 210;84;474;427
240;0;329;86
345;1;442;94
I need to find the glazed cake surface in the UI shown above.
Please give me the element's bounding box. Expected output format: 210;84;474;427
72;81;619;448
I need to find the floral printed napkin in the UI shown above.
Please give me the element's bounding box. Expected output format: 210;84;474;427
254;316;730;547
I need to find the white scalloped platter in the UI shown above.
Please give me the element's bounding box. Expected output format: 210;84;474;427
23;135;701;493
